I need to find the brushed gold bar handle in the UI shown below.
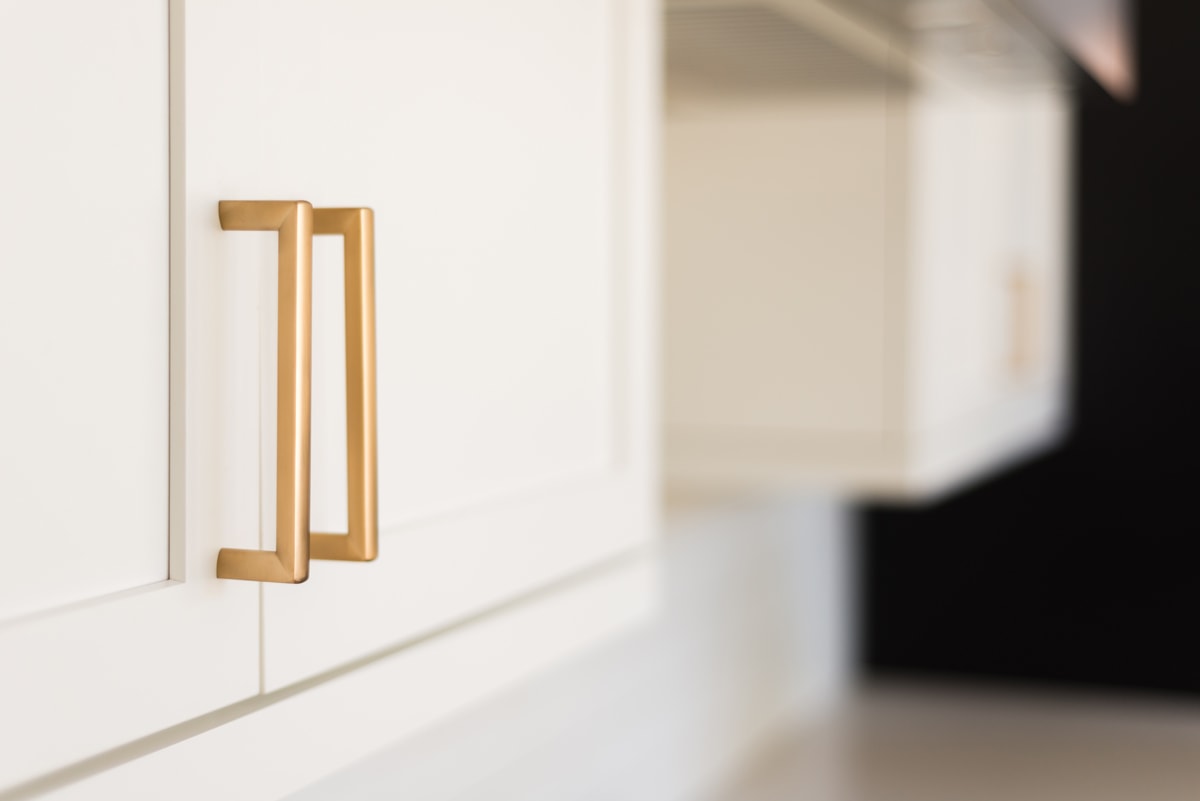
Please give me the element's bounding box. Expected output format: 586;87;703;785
217;200;314;584
310;208;378;562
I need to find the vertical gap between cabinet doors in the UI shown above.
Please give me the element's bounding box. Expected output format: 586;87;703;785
259;583;265;692
167;0;186;581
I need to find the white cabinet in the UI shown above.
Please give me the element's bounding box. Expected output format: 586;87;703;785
0;0;655;790
663;0;1070;499
180;0;654;689
0;2;259;787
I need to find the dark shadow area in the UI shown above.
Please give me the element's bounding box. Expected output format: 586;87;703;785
861;0;1200;696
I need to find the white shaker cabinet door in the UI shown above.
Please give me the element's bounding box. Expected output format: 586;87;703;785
182;0;657;688
0;0;260;789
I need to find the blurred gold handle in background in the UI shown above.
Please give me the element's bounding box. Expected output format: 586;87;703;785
1008;264;1038;382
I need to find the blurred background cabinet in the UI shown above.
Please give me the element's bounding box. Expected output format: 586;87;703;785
663;0;1071;499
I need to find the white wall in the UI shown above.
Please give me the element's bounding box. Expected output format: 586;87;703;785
288;493;853;801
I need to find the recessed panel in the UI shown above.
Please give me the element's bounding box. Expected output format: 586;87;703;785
0;0;168;620
286;0;615;536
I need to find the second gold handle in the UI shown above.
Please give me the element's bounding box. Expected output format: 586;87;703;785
311;208;378;562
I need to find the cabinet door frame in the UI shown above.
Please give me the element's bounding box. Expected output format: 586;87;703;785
38;554;656;801
0;4;261;789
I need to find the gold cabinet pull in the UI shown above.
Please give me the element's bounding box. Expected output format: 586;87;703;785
217;201;314;584
310;208;378;562
1007;264;1038;382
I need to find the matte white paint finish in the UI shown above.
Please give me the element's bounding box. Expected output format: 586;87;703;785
189;0;658;689
0;1;263;789
3;0;655;789
45;554;659;801
0;0;168;620
288;496;850;801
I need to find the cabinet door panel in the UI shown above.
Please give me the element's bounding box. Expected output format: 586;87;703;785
0;1;260;789
0;0;167;622
183;0;655;689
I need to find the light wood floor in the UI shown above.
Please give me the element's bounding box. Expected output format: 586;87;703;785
711;682;1200;801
